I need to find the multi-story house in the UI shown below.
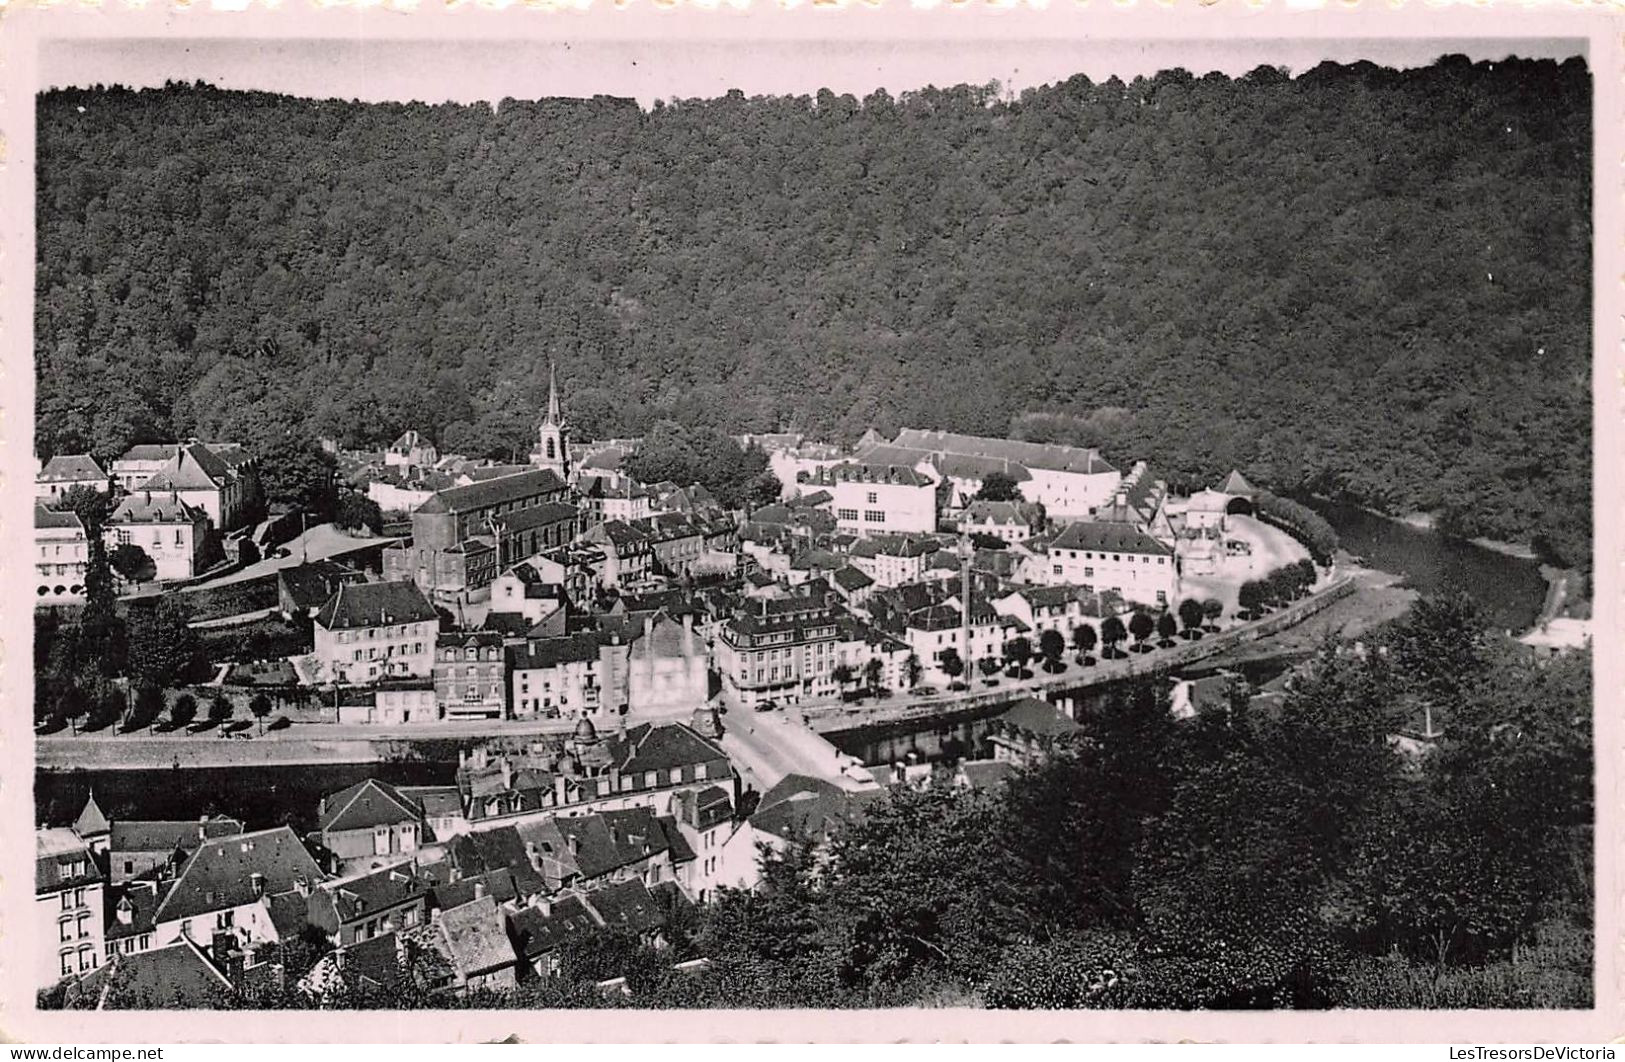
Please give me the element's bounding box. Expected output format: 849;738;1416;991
313;580;440;685
316;779;425;872
307;863;432;947
384;430;439;475
508;633;609;720
36;454;110;501
434;631;508;721
37;828;106;989
35;505;90;605
134;442;259;531
993;585;1099;643
580;520;654;590
849;534;938;588
335;679;438;725
382;469;570;598
488;561;571;629
667;785;742;903
812;462;937;537
715;595;844;708
901;595;1011;685
630;513;708;576
515;806;685;893
579;474;656;524
455;718;735;832
110;444;182;492
627;612;710;719
149;827;325;953
1039;522;1180;610
103;491;210;583
957;499;1044;544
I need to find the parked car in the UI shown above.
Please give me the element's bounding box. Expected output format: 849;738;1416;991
755;700;778;713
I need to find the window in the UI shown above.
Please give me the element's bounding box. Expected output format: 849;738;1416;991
836;508;858;522
1052;565;1063;576
58;919;73;942
864;510;884;523
60;951;74;977
76;914;90;938
123;860;133;875
866;492;878;504
645;771;658;788
216;910;235;930
669;768;683;785
60;892;72;912
139;935;150;950
1085;567;1094;578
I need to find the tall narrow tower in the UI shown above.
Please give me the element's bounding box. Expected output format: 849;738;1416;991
530;361;571;480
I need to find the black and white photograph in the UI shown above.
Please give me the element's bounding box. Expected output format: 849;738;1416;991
4;7;1615;1039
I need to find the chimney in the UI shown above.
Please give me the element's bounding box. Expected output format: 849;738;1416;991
1115;490;1127;509
116;900;134;926
473;880;488;900
525;841;540;869
567;834;579;856
293;877;311;898
250;872;266;899
538;895;553;918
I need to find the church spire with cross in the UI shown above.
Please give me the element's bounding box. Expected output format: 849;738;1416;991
531;360;571;481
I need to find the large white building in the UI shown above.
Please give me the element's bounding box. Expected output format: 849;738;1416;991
861;429;1122;520
313;580;440;685
103;491;210;583
1039;522;1180;610
809;462;938;538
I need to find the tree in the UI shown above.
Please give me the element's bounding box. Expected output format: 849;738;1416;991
249;692;273;734
53;484;113;535
131;683;165;731
126;596;204;688
108;543;156;584
208;693;234;726
260;435;339;521
1038;629;1066;673
1178;599;1205;640
978;655;1002;681
1202;598;1224;632
1100;616;1127;659
904;653;923;689
974;472;1022;502
56;684;90;735
334;490;383;534
968;532;1008;551
1155;611;1179;647
862;657;884;694
1238;581;1263;619
1003;636;1032;677
939;648;965;685
169;691;198;730
747;470;783;510
1072;623;1098;664
832;663;855;692
1127;610;1155;652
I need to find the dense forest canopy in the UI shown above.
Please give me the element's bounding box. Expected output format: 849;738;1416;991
35;55;1591;563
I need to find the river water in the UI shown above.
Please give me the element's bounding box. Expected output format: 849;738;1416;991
1296;496;1548;633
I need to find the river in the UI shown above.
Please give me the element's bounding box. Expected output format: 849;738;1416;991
1297;496;1548;633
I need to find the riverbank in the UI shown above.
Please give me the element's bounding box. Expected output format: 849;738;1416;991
1359;505;1540;562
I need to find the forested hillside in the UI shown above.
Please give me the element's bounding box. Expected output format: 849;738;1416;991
36;56;1591;563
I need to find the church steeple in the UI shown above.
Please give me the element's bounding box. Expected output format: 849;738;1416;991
545;361;563;428
531;360;571;481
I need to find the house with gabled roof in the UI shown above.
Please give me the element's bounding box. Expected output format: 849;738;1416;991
876;428;1121;519
1039;520;1180;610
137;442;255;530
958;499;1045;544
36;453;109;500
149;826;324;956
316;779;424;870
306;861;432;947
432;895;519;994
313;579;439;684
103;490;211;582
66;934;235;1009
